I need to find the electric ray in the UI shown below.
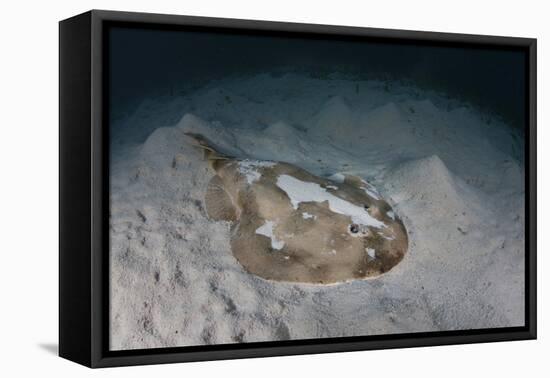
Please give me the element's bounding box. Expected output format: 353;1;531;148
187;133;408;284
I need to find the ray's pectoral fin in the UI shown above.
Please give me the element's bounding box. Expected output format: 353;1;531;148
205;175;238;222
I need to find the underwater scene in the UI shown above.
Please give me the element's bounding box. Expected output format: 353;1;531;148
108;26;526;350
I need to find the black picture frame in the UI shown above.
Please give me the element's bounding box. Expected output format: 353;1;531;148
59;9;537;368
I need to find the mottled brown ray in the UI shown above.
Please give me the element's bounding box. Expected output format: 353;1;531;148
187;133;408;284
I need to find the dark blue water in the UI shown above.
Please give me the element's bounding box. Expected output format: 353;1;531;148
108;25;527;131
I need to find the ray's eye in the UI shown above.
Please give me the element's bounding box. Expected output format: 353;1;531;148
363;204;370;211
349;224;359;234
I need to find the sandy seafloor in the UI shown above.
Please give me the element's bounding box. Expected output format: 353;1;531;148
109;73;525;350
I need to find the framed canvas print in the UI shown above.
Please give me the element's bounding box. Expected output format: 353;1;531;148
59;10;536;368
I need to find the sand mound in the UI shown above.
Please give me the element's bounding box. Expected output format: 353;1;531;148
309;96;355;138
361;102;403;133
384;154;491;245
386;155;470;213
140;126;194;168
264;121;299;139
379;154;524;329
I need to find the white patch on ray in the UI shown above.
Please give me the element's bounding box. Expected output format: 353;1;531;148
302;212;316;220
366;248;376;258
360;180;381;200
276;174;386;229
238;160;276;184
255;220;285;250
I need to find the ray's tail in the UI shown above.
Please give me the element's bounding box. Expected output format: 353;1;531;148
185;132;233;169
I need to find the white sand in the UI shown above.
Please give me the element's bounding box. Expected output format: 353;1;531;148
109;73;524;350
